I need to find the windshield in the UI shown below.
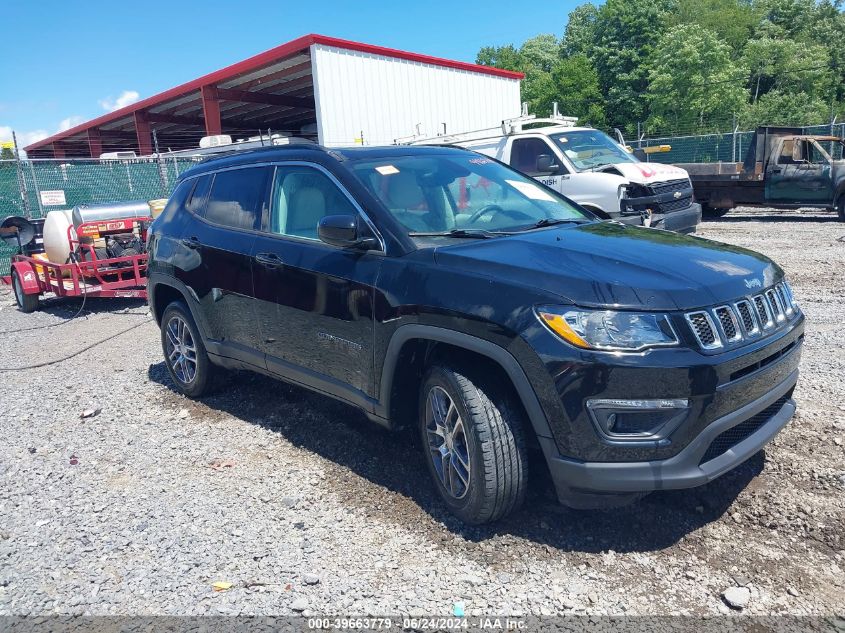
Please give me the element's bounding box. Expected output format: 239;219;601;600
347;153;589;234
550;130;637;171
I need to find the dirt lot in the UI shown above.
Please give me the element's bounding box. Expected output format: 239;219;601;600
0;208;843;617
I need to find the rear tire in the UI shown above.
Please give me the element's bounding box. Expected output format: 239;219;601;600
11;271;39;313
160;301;218;398
703;205;731;218
419;364;527;524
837;197;845;221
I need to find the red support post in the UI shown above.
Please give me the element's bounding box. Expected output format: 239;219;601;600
134;111;153;156
201;85;222;136
87;128;103;159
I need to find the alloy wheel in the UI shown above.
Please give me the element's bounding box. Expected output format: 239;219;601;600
425;385;472;499
165;315;198;384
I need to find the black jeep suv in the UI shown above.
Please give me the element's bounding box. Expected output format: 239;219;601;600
147;144;803;524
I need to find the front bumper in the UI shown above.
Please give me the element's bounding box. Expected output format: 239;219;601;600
655;202;701;233
539;367;797;496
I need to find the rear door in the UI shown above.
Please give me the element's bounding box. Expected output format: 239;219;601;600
175;166;271;365
766;139;834;203
250;162;382;402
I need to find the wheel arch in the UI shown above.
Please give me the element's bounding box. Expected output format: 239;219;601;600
378;325;553;441
10;260;41;295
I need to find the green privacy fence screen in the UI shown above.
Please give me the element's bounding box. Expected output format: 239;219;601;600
0;157;201;276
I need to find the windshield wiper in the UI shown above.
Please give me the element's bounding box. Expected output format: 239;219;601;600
522;218;589;230
407;228;510;239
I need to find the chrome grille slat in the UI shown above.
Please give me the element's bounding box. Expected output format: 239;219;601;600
714;305;741;342
734;300;759;336
685;284;799;351
685;311;722;350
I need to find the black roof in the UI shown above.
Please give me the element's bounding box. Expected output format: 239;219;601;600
177;144;470;180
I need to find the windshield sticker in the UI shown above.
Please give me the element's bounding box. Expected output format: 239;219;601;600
375;165;400;175
468;157;492;165
506;179;556;202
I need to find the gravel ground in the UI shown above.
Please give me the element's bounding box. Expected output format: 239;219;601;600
0;207;843;618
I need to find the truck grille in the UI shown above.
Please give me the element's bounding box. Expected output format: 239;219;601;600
699;393;792;465
649;179;690;196
685;282;798;351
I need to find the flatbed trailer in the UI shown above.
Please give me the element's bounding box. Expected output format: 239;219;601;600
1;215;149;312
676;126;845;220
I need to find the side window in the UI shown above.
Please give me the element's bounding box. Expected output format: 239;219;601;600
204;167;271;231
161;179;194;217
186;175;211;216
510;138;564;176
778;140;796;165
270;166;357;240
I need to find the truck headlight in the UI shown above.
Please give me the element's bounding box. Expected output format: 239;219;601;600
536;306;678;351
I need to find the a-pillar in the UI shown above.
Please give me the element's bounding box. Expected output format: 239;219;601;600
201;85;222;136
133;111;153;156
87;128;103;158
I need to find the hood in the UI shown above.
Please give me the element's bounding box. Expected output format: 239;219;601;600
605;161;689;184
433;223;782;311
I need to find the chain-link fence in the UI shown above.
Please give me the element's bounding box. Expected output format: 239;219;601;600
0;156;202;275
633;123;845;164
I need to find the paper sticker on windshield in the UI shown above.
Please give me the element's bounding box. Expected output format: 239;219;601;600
468;157;492;165
376;165;399;175
506;179;556;202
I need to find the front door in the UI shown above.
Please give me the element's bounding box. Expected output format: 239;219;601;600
251;163;382;403
175;166;271;365
767;138;834;203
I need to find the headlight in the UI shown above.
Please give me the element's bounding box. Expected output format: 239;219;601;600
536;306;678;351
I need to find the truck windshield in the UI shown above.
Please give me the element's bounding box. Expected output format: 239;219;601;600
348;153;590;234
550;130;637;171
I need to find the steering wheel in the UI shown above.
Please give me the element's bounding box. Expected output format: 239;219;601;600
466;204;533;225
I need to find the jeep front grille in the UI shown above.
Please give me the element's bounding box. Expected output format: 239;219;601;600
684;283;798;351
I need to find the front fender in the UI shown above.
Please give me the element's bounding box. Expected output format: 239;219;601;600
11;261;41;294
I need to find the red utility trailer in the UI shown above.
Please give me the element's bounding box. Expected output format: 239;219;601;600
2;215;149;313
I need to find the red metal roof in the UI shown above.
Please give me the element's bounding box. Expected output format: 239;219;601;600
25;34;524;152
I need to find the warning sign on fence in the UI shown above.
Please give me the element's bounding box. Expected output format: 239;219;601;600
39;190;67;206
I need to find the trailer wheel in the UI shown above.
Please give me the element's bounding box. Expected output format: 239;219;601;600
837;197;845;221
160;301;218;398
11;270;39;313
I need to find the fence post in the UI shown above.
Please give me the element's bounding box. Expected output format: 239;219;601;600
11;131;32;219
731;114;737;163
27;160;44;218
153;129;169;196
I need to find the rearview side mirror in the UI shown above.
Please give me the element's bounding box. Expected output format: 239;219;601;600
318;215;379;250
535;154;560;174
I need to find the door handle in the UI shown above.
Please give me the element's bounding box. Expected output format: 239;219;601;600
254;252;283;268
181;236;201;249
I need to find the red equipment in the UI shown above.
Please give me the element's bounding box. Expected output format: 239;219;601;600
2;214;149;313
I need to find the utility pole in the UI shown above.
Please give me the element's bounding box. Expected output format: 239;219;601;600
12;131;32;219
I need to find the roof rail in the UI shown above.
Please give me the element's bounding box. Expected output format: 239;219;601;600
395;103;579;146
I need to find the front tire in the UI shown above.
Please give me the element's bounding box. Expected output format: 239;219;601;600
12;271;39;313
703;205;731;218
160;301;217;398
419;365;527;524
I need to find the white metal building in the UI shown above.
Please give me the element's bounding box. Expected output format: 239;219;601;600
26;34;524;158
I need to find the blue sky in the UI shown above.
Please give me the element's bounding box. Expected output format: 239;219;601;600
0;0;579;150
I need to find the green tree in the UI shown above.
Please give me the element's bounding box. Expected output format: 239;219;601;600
519;34;561;72
562;4;599;57
647;25;746;132
0;147;14;160
668;0;760;52
739;89;830;126
741;37;833;103
475;44;523;71
591;0;671;133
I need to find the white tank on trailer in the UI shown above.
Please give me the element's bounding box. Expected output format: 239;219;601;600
42;209;75;264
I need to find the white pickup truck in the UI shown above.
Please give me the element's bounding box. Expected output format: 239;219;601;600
405;113;701;233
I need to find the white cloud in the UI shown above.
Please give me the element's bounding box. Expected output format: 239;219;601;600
98;90;140;113
0;121;79;157
58;116;84;132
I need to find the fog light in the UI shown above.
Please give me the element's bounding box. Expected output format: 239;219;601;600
587;398;690;442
